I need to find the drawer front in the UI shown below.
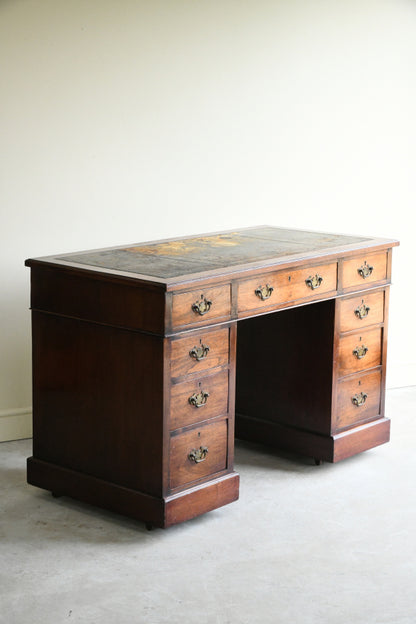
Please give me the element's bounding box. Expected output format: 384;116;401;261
170;370;229;430
170;327;229;379
172;284;231;329
238;262;337;313
338;328;382;377
342;252;387;290
338;291;384;332
335;370;381;430
169;420;228;489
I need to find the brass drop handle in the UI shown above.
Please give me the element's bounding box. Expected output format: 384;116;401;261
357;261;374;279
352;392;368;406
189;389;210;408
191;294;212;316
354;301;370;319
255;284;274;300
188;446;208;463
305;274;323;290
353;344;368;360
189;343;210;361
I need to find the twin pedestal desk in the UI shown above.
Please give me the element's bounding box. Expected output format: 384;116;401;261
26;227;399;529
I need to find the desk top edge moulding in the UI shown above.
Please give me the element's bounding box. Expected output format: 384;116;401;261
25;226;399;529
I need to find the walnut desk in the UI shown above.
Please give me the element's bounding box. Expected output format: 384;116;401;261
25;227;399;528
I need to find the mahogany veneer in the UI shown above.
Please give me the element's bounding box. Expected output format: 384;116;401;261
25;226;398;528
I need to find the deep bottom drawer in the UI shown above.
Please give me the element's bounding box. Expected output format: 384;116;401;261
169;420;228;490
335;370;381;431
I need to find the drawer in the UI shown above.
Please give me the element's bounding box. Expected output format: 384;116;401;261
335;370;381;430
170;327;229;379
171;284;231;329
342;252;387;290
169;419;228;489
338;291;384;332
238;262;337;313
337;327;382;377
170;370;229;430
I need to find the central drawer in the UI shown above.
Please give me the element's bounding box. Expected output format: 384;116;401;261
237;262;337;313
169;419;228;490
170;370;229;430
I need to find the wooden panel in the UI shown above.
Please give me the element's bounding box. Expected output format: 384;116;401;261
335;370;381;430
31;311;164;496
170;370;229;430
170;327;229;379
338;291;384;332
171;284;231;329
342;252;387;290
30;265;165;334
337;327;382;377
169;420;228;489
237;262;337;313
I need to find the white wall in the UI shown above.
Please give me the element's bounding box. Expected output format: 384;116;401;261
1;0;415;440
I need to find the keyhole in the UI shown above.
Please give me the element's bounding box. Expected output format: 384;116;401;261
288;275;291;282
198;432;201;438
359;381;361;386
359;336;362;342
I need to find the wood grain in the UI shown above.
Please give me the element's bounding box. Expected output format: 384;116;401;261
237;262;337;313
169;419;228;489
170;327;229;379
171;284;231;329
337;327;382;377
31;310;164;496
30;265;166;334
170;370;229;430
164;472;239;527
342;252;387;290
338;290;384;333
335;370;381;430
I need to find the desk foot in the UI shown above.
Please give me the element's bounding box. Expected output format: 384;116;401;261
51;492;62;498
236;413;390;463
314;458;324;466
27;457;239;529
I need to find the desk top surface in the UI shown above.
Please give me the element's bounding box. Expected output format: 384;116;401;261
27;226;398;284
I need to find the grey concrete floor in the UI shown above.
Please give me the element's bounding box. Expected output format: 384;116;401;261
1;387;415;624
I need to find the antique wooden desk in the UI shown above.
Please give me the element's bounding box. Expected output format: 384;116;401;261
25;227;399;528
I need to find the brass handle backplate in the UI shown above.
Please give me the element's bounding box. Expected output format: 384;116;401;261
357;261;374;279
188;446;208;463
189;343;210;361
255;284;274;301
354;301;370;319
352;392;368;406
191;295;212;316
353;344;368;360
189;390;210;408
305;274;323;290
